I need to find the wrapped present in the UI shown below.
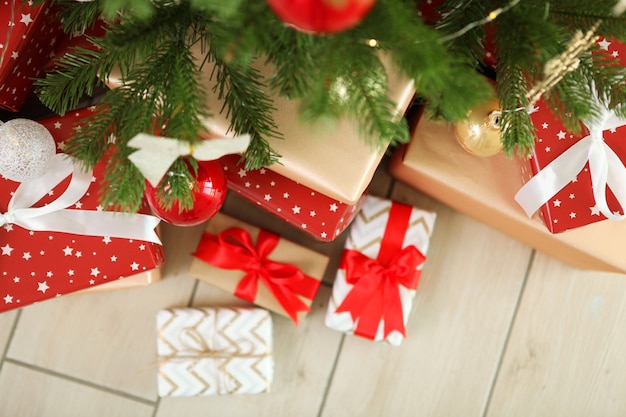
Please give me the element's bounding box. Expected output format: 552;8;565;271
105;47;414;208
156;306;273;397
198;51;415;206
514;38;626;233
76;268;161;295
0;1;64;111
0;107;164;313
41;18;108;72
189;212;328;324
220;154;365;242
325;195;436;346
389;109;626;273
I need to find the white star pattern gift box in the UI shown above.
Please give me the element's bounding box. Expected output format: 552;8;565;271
156;307;273;397
0;107;164;313
219;154;366;242
514;39;626;233
325;195;436;346
0;1;64;111
389;107;626;273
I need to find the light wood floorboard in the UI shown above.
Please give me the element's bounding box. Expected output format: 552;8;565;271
2;157;626;416
485;252;626;417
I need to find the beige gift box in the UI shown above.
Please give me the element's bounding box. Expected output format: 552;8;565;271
194;50;415;205
188;213;329;323
107;49;414;204
75;268;161;295
389;114;626;273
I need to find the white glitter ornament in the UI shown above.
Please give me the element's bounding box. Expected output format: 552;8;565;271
0;119;57;182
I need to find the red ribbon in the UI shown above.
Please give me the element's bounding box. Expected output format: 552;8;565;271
192;227;320;324
335;202;426;340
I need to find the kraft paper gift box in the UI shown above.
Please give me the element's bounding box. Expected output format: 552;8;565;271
156;306;273;397
0;107;164;312
106;52;414;205
325;195;436;346
0;0;64;111
194;49;415;206
389;111;626;273
188;212;328;324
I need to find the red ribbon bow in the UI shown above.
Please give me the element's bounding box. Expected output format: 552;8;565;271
335;201;426;340
192;227;320;324
336;246;425;339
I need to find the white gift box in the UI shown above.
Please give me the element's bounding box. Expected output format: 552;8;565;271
325;195;436;346
156;307;273;397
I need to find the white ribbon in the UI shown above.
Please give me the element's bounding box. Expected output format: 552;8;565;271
127;133;251;187
515;100;626;221
0;153;161;244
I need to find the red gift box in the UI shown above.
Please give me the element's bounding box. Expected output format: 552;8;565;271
515;39;626;233
0;0;64;111
41;18;107;73
0;107;164;313
219;154;365;242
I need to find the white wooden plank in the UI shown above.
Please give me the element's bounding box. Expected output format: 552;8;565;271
0;362;154;417
0;310;17;355
155;285;343;417
320;182;532;417
5;222;202;401
486;252;626;417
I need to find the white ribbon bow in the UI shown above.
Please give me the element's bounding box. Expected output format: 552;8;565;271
127;133;251;187
0;153;161;244
515;99;626;221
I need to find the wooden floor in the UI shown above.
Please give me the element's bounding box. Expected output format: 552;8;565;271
2;156;626;417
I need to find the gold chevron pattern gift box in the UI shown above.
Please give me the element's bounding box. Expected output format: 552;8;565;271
156;306;273;397
325;195;436;346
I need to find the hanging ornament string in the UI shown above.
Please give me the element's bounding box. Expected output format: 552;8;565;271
127;133;251;187
439;0;521;43
525;21;601;109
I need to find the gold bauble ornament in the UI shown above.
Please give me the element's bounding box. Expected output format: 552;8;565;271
454;97;503;157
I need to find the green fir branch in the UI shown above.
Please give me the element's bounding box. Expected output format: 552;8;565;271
52;0;103;34
543;69;595;135
63;104;115;168
437;0;490;66
35;47;105;115
210;57;282;169
373;0;493;122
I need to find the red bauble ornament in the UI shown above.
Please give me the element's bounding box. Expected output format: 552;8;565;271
267;0;376;34
145;159;227;227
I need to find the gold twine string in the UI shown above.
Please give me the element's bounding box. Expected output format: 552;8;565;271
157;327;271;363
439;0;521;43
525;21;602;109
156;309;273;396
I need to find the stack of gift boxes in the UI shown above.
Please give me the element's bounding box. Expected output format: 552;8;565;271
1;0;442;399
6;0;626;401
389;37;626;274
